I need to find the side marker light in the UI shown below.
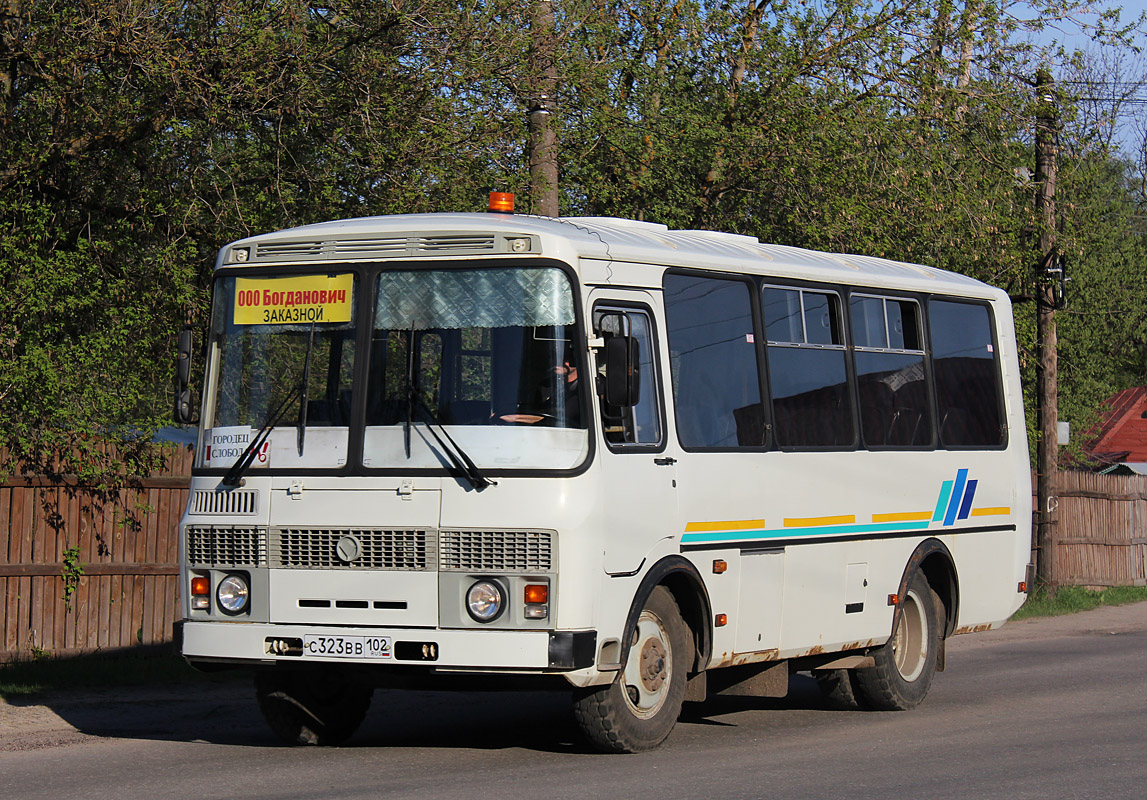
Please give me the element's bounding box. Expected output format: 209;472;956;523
887;593;900;606
191;576;210;610
715;614;728;627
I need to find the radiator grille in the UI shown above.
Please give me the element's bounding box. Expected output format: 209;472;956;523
270;528;433;570
191;489;258;515
439;530;553;572
186;526;267;567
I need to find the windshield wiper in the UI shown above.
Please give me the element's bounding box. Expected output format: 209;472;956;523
221;381;303;487
407;384;496;491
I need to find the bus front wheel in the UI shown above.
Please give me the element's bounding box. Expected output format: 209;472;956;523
852;571;940;711
573;586;690;753
254;669;373;746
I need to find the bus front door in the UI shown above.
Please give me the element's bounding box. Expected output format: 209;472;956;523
591;293;680;576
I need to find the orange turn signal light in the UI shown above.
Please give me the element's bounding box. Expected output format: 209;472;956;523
524;584;548;604
191;576;210;596
887;593;900;606
1018;581;1028;593
488;192;515;213
712;559;727;574
715;613;728;627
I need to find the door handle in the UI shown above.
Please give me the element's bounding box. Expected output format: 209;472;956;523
654;457;677;466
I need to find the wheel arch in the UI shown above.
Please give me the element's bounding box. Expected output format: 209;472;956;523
897;538;960;639
621;556;712;674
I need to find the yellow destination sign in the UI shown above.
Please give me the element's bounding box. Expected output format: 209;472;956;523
233;274;354;325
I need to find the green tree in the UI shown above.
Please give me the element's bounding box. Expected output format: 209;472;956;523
0;0;463;477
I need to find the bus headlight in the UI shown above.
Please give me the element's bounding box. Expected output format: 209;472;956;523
466;580;504;623
217;574;250;615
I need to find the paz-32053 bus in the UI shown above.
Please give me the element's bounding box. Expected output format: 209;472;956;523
174;195;1031;752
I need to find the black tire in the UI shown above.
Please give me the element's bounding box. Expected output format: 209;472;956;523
254;669;373;746
573;586;690;753
815;668;861;710
852;571;940;711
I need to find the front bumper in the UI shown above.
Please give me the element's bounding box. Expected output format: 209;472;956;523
179;621;595;671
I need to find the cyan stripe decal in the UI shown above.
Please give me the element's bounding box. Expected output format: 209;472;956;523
680;520;932;544
933;481;953;522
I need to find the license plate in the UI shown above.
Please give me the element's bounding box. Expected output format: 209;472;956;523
302;634;391;659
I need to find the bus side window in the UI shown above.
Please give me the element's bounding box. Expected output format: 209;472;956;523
850;295;932;448
763;285;855;449
928;300;1005;447
664;274;765;449
593;308;662;447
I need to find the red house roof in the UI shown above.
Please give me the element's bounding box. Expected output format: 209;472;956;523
1084;387;1147;464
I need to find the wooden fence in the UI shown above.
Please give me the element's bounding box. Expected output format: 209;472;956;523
1051;470;1147;588
2;459;1144;661
1;446;193;661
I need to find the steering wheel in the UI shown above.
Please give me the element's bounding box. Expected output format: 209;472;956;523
493;410;558;426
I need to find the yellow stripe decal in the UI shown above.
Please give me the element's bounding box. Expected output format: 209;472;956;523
685;519;766;533
970;507;1011;517
872;511;933;523
784;514;856;528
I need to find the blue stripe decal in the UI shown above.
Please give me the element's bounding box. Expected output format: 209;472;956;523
680;520;932;544
958;479;978;520
944;468;969;526
933;481;953;522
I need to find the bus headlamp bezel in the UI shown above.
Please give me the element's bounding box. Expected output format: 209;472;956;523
465;579;506;623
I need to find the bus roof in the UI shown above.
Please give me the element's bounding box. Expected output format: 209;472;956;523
219;213;1004;300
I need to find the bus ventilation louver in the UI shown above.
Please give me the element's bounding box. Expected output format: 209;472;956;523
252;234;498;262
269;528;433;570
439;530;553;572
185;526;267;567
191;489;258;515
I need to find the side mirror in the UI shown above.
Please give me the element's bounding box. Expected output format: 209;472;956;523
604;335;641;407
174;325;195;424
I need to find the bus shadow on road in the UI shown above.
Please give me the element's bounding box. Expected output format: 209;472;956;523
3;674;855;752
680;673;853;728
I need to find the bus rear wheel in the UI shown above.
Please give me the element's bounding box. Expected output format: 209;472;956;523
852;571;940;711
254;669;373;746
573;586;689;753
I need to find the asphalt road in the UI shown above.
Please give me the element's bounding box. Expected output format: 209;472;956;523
2;602;1145;800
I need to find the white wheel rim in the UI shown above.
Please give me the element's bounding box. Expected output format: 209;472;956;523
622;610;673;719
892;588;929;682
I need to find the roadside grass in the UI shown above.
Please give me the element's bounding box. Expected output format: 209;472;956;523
1010;584;1147;622
0;650;241;699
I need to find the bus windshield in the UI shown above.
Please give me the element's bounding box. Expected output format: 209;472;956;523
198;265;589;473
362;266;588;471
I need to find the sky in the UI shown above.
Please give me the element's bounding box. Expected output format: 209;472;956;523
1029;1;1147;155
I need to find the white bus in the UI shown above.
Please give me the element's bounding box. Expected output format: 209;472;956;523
175;196;1032;752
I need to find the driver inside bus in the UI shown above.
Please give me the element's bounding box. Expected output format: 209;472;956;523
498;353;580;426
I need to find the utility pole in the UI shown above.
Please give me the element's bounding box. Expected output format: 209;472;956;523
527;0;559;217
1034;68;1059;590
